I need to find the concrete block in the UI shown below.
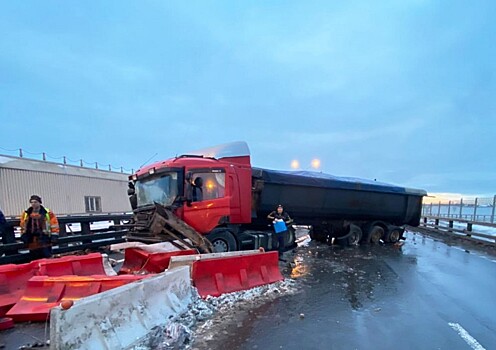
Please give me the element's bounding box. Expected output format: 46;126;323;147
50;266;191;350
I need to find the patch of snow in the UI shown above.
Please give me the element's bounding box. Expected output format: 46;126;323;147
132;279;299;350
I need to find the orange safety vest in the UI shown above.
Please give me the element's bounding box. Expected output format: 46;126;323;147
20;207;59;237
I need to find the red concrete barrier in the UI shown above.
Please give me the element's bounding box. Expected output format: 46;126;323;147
0;261;39;316
191;251;283;298
6;275;147;322
37;253;106;276
119;248;197;274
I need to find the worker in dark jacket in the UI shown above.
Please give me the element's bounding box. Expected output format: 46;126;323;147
20;195;59;259
267;205;292;260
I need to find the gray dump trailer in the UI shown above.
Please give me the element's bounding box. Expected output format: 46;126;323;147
250;168;426;246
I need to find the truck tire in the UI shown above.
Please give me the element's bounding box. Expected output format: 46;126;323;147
207;229;237;252
383;227;402;243
347;224;363;246
365;225;384;244
338;224;362;246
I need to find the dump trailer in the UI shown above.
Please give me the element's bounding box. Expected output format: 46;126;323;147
126;142;426;253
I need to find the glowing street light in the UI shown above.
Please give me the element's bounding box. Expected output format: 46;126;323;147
311;158;321;170
291;160;300;169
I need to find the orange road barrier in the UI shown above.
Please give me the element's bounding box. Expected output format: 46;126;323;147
37;253;108;276
0;317;14;330
6;275;147;322
0;261;40;316
119;248;197;274
191;251;283;298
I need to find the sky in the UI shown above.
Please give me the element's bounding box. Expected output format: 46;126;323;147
0;1;495;198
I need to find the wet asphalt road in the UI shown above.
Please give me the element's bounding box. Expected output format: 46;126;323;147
197;230;496;350
2;230;496;350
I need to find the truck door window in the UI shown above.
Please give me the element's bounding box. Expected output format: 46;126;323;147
191;171;226;201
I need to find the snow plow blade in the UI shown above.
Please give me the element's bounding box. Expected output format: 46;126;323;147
184;250;283;298
127;203;214;254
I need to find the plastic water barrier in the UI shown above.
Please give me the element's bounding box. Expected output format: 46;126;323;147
191;251;283;298
119;248;197;274
6;275;147;322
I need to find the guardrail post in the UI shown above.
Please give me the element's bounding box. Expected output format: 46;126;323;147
491;195;496;224
448;220;453;233
435;218;439;230
81;222;91;235
459;198;463;218
467;222;472;237
423;217;427;225
473;198;478;221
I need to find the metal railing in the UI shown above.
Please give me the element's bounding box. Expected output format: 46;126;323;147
0;213;132;264
419;216;496;245
422;195;496;223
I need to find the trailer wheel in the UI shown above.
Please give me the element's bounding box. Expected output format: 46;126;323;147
344;225;362;246
366;226;384;244
207;230;237;252
384;228;401;243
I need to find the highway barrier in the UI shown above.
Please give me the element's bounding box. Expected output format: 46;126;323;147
0;253;115;317
189;251;283;298
119;248;197;274
0;261;40;316
37;253;109;276
6;275;146;322
50;266;192;350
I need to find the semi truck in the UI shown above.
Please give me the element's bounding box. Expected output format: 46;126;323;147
126;142;426;253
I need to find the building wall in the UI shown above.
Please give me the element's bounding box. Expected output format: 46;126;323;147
0;155;131;217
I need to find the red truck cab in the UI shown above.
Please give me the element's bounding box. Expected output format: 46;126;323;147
131;142;252;236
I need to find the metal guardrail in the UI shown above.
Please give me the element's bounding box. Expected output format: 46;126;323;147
0;213;133;264
422;195;496;223
419;215;496;245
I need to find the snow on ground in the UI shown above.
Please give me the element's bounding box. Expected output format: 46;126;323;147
132;279;299;350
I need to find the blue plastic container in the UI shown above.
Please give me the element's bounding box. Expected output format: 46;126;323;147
274;221;287;233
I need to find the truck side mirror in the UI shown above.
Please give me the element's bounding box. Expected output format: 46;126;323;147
130;194;137;210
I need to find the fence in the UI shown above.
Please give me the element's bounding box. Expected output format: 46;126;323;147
419;216;496;245
422;195;496;223
1;213;132;264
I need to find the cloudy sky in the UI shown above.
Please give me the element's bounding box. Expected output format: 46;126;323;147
1;1;495;197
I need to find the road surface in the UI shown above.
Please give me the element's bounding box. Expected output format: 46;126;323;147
2;230;495;350
192;230;496;350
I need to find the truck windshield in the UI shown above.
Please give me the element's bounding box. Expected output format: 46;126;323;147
135;172;178;207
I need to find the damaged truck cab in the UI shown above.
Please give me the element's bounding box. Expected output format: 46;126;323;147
127;142;426;253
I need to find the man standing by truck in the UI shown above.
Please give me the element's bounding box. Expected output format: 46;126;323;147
20;195;59;259
267;205;293;260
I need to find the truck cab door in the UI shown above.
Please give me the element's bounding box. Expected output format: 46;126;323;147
182;168;230;234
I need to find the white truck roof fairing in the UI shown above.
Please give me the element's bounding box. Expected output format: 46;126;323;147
184;141;250;159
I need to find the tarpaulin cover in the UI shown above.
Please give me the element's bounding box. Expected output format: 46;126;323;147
253;168;426;196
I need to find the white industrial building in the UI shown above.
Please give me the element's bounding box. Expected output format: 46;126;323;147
0;155;132;217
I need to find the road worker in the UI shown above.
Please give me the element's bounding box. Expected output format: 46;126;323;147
20;195;59;259
267;204;293;260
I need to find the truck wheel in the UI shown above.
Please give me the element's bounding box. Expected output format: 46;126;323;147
384;228;401;243
344;224;362;246
366;226;384;244
207;230;237;253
